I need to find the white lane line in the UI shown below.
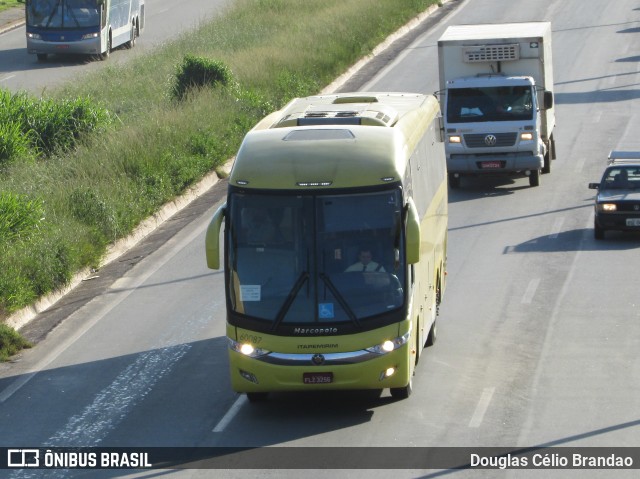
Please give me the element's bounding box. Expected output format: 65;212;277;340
213;395;247;432
469;387;495;428
549;217;564;239
1;74;16;83
522;278;541;305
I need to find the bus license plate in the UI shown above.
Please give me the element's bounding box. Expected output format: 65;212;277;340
303;372;333;384
481;161;501;169
626;218;640;227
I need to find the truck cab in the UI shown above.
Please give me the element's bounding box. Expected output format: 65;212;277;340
437;22;555;188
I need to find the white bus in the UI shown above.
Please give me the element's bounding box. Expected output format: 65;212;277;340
26;0;144;61
205;93;448;401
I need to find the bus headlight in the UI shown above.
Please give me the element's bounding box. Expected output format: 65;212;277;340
366;332;410;355
229;338;271;358
81;33;99;40
27;32;41;40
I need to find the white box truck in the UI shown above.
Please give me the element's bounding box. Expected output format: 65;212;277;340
437;22;555;187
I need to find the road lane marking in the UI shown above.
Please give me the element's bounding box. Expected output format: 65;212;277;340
469;387;495;428
0;216;211;403
213;395;247;432
522;278;540;305
549;217;564;238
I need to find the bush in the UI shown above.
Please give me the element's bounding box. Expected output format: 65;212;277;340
0;192;44;243
172;55;235;100
0;323;31;362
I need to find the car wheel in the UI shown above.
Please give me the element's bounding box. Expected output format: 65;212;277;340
449;173;460;189
594;222;605;240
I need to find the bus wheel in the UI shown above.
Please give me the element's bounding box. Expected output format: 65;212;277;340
127;23;136;48
246;392;268;403
390;376;412;400
426;318;437;346
100;34;111;61
36;53;47;62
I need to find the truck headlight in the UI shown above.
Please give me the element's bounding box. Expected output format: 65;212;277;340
520;132;534;141
448;135;462;144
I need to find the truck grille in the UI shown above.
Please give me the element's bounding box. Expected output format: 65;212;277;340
464;132;518;148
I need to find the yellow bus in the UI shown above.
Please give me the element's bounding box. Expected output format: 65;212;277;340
205;93;448;401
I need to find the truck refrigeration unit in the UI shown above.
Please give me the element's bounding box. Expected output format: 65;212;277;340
437;22;555;188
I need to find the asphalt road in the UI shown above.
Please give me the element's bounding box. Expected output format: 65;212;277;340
1;0;640;478
0;0;235;93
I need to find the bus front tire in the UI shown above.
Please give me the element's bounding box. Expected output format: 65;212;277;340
390;377;413;400
246;392;268;402
36;53;47;62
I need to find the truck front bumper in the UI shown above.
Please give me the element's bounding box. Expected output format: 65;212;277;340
447;152;543;174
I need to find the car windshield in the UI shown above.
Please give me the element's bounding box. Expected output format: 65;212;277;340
27;0;100;29
226;189;406;330
600;166;640;190
446;85;535;123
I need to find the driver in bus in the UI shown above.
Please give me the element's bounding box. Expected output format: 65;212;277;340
345;248;386;273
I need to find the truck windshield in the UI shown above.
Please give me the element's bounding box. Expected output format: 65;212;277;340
226;189;406;329
27;0;100;29
447;85;534;123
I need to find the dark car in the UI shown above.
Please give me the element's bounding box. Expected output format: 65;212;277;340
588;151;640;239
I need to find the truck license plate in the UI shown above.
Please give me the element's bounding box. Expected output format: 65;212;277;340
481;161;502;169
303;372;333;384
626;218;640;227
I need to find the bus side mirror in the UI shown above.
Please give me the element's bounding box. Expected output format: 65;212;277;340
205;204;226;269
543;91;553;109
405;198;420;264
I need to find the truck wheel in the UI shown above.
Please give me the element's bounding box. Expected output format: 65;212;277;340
529;169;540;187
542;151;551;174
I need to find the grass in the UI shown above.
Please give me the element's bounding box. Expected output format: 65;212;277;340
0;0;23;14
0;0;441;355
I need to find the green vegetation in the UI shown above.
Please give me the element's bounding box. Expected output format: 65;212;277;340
0;0;440;353
0;323;31;361
0;0;23;15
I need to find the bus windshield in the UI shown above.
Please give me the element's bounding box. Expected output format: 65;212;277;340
227;188;406;329
27;0;100;29
447;85;534;123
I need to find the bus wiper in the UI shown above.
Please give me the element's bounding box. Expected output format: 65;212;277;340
45;0;62;28
270;272;309;333
319;273;361;329
67;2;81;28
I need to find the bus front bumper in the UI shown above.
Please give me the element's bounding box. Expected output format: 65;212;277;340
228;345;412;393
27;37;102;56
